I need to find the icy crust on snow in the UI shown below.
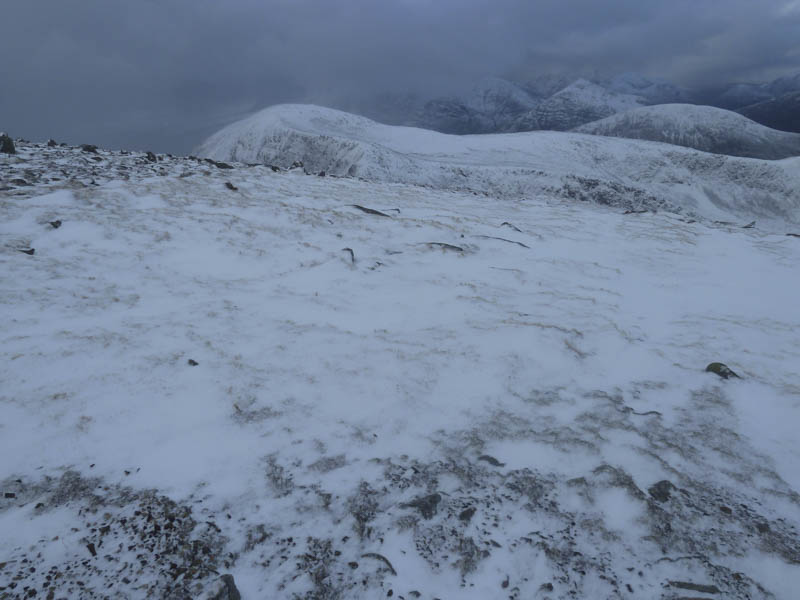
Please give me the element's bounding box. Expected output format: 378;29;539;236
2;142;800;599
195;104;800;229
574;104;800;160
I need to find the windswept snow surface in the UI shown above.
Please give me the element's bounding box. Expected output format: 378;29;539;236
574;104;800;160
2;142;800;599
196;104;800;230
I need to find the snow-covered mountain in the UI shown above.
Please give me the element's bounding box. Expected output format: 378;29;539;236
738;91;800;134
574;103;800;159
604;72;692;104
413;78;538;134
3;137;800;599
514;79;644;131
196;104;800;227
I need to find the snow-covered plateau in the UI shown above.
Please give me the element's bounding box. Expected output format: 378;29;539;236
197;105;800;230
1;131;800;599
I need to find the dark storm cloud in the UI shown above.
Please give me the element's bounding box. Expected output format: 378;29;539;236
2;0;798;153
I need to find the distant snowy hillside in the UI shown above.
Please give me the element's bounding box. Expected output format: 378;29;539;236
414;78;537;134
514;78;644;131
604;72;692;104
575;104;800;159
197;104;800;227
738;91;800;134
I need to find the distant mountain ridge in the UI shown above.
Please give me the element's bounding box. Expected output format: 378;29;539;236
344;71;800;136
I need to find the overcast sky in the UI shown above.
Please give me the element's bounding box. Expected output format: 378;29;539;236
2;0;799;154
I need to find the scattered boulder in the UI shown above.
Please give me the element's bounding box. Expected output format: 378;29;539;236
224;182;238;191
145;151;157;162
80;144;98;153
647;480;676;503
705;362;741;379
401;493;441;519
199;574;241;600
18;248;35;256
47;139;58;147
187;359;199;366
49;220;62;229
0;132;15;154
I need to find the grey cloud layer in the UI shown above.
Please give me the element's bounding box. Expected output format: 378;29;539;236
2;0;798;153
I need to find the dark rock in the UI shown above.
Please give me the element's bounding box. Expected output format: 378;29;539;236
204;574;241;600
10;178;30;186
270;165;281;172
4;492;16;498
47;139;58;147
347;561;358;569
478;454;505;467
648;480;676;503
145;151;157;162
720;505;732;515
49;220;62;229
742;221;756;229
787;233;800;238
668;581;721;594
80;144;98;153
18;248;35;256
0;132;15;154
86;543;97;557
401;493;441;519
187;359;199;366
290;160;304;169
705;362;741;379
224;182;238;191
318;170;326;177
205;159;233;169
459;506;476;523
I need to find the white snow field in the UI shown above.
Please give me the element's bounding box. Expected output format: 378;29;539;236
1;138;800;599
197;104;800;230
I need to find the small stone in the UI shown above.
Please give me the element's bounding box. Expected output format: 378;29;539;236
225;182;238;191
86;543;97;557
145;151;157;162
459;506;476;523
720;505;732;515
80;144;98;153
49;220;62;229
18;248;35;256
4;492;16;499
401;493;441;519
187;359;199;366
648;480;676;503
0;132;15;154
705;362;740;379
47;139;58;147
348;561;358;569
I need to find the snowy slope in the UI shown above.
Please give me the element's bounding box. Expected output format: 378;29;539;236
463;77;539;119
574;104;800;159
514;79;645;131
2;140;800;599
604;72;692;104
196;104;800;229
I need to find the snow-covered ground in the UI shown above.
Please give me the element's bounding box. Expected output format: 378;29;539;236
196;104;800;231
2;141;800;599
